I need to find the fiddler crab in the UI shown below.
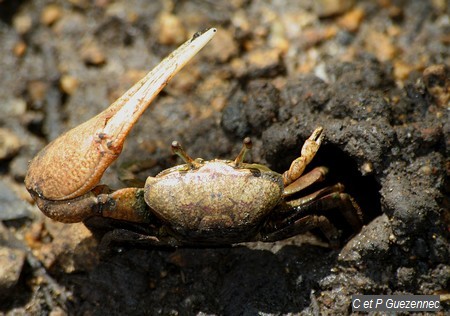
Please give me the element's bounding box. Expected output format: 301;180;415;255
25;28;362;247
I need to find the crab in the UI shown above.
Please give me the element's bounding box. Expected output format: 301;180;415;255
25;28;362;247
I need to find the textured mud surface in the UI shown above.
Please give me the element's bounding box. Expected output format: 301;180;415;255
0;0;448;315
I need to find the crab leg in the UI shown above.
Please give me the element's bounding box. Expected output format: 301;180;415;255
263;183;363;245
285;185;363;231
283;166;328;196
25;28;216;221
282;127;324;187
261;214;341;247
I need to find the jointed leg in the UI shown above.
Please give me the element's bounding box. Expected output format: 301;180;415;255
29;185;152;223
97;187;151;223
262;184;363;246
98;228;187;251
282;127;324;187
261;215;341;247
283;166;328;196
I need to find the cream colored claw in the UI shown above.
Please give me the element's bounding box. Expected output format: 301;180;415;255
282;127;324;186
25;28;217;202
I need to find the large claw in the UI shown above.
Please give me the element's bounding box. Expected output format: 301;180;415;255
25;28;216;222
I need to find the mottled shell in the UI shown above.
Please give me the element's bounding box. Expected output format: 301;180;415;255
144;161;283;242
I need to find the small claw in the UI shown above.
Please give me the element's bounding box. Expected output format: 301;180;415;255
282;127;324;187
300;126;323;161
25;28;217;201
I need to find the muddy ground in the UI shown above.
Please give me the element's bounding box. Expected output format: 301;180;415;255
0;0;448;315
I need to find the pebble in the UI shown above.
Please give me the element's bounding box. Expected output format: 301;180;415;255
300;25;338;49
337;7;365;32
365;30;397;62
203;28;238;63
0;178;32;221
49;307;68;316
68;0;89;9
269;21;290;54
53;12;88;37
60;75;79;95
37;220;98;273
231;48;285;78
313;0;355;17
13;13;33;34
80;41;107;65
27;80;48;107
40;4;63;26
0;247;26;295
423;64;449;108
339;214;392;263
154;12;187;46
9;156;30;182
1;97;27;117
0;128;21;160
393;60;414;82
13;40;27;57
360;161;374;175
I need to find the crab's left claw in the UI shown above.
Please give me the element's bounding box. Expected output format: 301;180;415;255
25;28;217;222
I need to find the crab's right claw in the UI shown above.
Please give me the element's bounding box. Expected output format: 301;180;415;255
25;28;217;222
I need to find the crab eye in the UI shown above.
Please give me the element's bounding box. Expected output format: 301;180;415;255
249;168;261;177
234;137;253;166
171;141;201;169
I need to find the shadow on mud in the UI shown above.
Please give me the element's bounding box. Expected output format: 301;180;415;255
62;243;338;314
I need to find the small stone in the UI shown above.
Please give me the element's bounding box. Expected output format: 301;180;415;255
0;247;26;294
80;42;106;66
339;214;392;263
68;0;89;9
13;40;27;57
337;7;365;32
53;12;88;37
154;12;187;46
360;162;373;175
49;307;68;316
313;0;355;17
0;178;31;221
419;165;432;175
299;25;338;49
423;64;449;108
247;49;280;69
269;21;290;54
232;49;285;79
13;14;32;34
28;80;48;107
393;60;414;82
1;98;27;117
41;4;63;26
60;75;79;95
203;29;238;63
231;10;251;34
37;220;99;273
0;128;21;160
365;30;397;62
431;0;447;12
10;156;30;182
